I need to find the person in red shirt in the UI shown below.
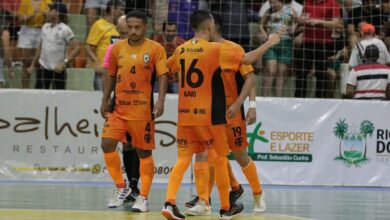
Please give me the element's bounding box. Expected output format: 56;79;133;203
293;0;343;98
154;22;185;93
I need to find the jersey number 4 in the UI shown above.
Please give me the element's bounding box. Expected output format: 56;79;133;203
180;59;204;88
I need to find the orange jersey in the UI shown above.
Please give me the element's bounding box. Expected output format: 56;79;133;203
168;38;226;126
220;40;254;124
109;38;169;121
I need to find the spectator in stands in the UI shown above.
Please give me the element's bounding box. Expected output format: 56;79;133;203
349;23;390;68
347;44;390;100
18;0;52;89
326;6;346;98
294;0;343;98
259;0;303;42
85;0;124;90
84;0;109;29
154;21;185;93
259;0;298;97
27;2;79;89
0;9;13;88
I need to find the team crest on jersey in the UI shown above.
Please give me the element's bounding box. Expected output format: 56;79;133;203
130;82;136;89
131;54;137;60
143;52;150;64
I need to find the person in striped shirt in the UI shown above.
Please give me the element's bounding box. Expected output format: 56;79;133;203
347;44;390;100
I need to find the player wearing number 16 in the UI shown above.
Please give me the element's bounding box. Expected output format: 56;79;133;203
161;10;255;220
101;11;169;212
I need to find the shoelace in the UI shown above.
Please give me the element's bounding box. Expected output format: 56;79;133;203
116;188;129;200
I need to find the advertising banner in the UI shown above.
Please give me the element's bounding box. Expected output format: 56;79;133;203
1;90;390;186
0;90;188;183
230;98;390;186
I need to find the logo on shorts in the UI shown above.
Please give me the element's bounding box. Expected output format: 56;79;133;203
144;134;152;143
235;137;244;147
143;52;150;64
130;82;136;89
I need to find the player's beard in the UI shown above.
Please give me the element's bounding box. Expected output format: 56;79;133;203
130;34;142;43
166;34;175;43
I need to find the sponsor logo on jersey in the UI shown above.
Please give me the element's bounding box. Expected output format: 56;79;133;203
144;52;150;63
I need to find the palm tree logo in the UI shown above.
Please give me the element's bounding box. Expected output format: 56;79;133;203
333;119;348;159
333;119;374;167
360;120;374;158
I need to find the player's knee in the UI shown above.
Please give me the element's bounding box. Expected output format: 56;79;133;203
136;148;152;158
101;138;118;153
232;151;250;167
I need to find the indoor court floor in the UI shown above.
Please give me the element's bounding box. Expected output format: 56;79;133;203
0;181;389;220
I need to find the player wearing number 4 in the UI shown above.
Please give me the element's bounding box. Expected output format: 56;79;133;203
101;10;169;212
183;12;280;218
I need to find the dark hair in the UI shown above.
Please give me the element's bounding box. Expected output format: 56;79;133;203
106;0;125;14
211;12;223;35
126;10;148;24
162;21;177;32
190;10;212;31
364;44;380;62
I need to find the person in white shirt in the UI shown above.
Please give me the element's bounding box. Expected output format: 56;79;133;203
347;44;390;100
348;23;390;68
28;2;79;89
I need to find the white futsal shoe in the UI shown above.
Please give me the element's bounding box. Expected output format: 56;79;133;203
132;195;149;212
107;187;131;208
184;199;211;216
253;193;266;214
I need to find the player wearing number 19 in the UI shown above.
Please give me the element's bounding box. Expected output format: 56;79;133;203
101;10;169;212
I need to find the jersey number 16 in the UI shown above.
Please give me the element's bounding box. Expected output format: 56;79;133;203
180;59;204;88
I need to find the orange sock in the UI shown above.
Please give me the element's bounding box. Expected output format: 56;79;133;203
227;160;240;191
166;156;192;205
208;163;215;197
242;160;262;195
139;156;154;198
103;151;125;188
213;156;230;211
194;162;210;205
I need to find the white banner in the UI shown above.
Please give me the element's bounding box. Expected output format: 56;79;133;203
231;97;390;187
1;90;390;186
0;89;189;183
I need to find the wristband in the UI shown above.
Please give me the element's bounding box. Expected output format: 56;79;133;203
249;101;256;109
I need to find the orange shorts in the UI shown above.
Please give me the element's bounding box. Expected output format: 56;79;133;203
102;113;155;150
225;121;249;152
210;124;230;156
176;126;215;158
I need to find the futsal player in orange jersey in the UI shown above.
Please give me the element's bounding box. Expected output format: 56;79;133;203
161;10;258;220
217;12;280;214
183;12;281;218
101;10;168;212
